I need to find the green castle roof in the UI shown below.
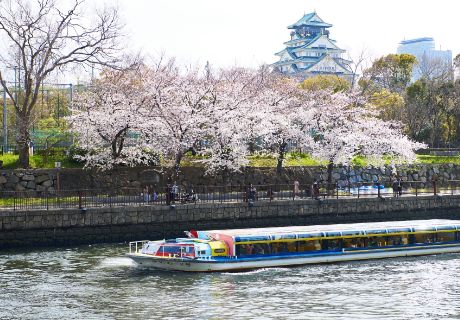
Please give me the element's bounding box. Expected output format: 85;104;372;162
288;12;332;29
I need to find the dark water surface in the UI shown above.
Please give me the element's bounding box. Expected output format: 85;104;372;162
1;244;459;320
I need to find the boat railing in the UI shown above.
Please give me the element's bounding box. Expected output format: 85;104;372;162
129;240;150;254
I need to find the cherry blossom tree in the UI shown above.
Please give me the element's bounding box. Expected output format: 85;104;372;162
307;90;425;186
68;66;155;170
142;59;216;176
196;67;266;175
258;74;315;173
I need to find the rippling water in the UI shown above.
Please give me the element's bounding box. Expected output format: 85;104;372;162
1;244;459;320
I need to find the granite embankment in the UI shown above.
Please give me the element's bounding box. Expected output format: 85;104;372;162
1;164;460;194
1;195;460;248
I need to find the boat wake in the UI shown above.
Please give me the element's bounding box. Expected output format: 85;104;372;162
98;257;136;269
222;267;290;275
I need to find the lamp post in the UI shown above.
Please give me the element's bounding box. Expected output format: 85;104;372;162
55;161;61;193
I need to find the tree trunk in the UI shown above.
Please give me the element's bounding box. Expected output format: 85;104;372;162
17;117;31;168
276;142;287;175
173;152;183;180
327;160;334;193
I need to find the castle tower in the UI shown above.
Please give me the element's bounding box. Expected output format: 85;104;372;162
273;12;353;80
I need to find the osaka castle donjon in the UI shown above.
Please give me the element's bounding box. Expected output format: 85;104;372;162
273;12;354;81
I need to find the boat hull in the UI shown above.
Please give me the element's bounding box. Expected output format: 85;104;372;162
127;243;460;272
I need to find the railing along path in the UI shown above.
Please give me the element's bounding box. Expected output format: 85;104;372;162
2;180;460;211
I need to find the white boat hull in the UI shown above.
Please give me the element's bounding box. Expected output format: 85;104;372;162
127;244;460;272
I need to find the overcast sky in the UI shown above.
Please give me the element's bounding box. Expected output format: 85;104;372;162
119;0;460;69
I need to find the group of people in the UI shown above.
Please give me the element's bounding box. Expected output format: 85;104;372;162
141;185;158;203
166;182;198;204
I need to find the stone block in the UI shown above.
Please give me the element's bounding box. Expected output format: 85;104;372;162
15;184;26;191
0;175;7;184
22;174;35;181
7;175;19;183
41;180;53;187
26;181;36;189
35;175;49;184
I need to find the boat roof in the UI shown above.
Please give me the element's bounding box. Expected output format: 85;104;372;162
203;220;460;238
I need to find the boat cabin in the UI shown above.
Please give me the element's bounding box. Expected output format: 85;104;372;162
198;219;460;258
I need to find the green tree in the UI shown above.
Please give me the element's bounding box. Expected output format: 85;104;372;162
360;54;417;94
370;89;405;122
300;75;350;93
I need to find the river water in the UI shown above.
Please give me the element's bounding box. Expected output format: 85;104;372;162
1;244;459;320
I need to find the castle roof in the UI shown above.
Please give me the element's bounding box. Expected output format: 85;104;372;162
288;12;332;29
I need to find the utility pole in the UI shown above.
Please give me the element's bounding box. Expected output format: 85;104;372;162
2;81;7;149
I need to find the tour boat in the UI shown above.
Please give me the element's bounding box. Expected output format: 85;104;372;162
126;219;460;272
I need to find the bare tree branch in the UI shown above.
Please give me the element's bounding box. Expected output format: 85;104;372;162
0;0;124;167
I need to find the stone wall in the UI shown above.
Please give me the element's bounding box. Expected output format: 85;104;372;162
1;163;460;194
331;164;460;188
0;170;56;194
1;195;460;248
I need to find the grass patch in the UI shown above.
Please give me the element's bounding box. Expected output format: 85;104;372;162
248;153;324;167
0;154;83;169
416;155;460;165
2;152;460;170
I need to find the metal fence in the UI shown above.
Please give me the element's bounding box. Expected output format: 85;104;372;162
1;180;460;211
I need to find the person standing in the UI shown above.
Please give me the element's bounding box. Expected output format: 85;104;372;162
294;180;300;199
142;186;150;202
312;180;320;200
172;182;179;202
397;178;403;196
392;178;399;197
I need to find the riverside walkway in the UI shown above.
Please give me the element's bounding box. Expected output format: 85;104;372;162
1;181;460;211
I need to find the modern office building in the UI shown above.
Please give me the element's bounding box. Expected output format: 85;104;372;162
273;12;354;81
397;37;452;81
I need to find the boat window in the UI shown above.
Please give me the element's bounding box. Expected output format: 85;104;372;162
270;242;296;254
253;243;270;255
436;226;456;231
366;229;388;236
385;235;406;246
322;238;342;251
235;235;271;242
236;243;271;256
413;232;437;244
325;232;341;238
297;240;321;252
367;236;388;247
342;230;363;237
387;228;411;234
436;232;455;243
297;232;323;239
414;227;437;232
343;237;364;248
235;244;254;256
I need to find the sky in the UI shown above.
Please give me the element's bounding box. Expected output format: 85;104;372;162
118;0;460;69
